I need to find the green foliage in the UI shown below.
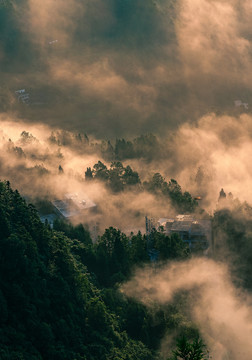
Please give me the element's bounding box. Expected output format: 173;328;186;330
115;138;135;160
213;205;252;290
0;181;157;360
130;231;149;263
48;130;89;148
152;231;190;261
109;162;125;192
47;132;164;162
110;134;163;161
85;166;93;180
94;227;131;286
0;180;206;359
145;175;198;213
93;160;110;181
168;336;208;360
87;160;196;215
87;161;140;192
46;217;196;356
53;219;92;246
123;165;141;185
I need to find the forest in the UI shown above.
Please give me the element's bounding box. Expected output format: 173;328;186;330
1;179;252;359
0;180;193;359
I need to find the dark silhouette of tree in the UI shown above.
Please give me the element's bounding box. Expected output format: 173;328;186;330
93;161;109;180
58;164;64;173
218;188;226;202
145;175;198;213
168;336;209;360
123;165;141;185
85;166;93;180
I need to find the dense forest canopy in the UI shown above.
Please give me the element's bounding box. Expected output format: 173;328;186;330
0;180;203;359
1;179;252;359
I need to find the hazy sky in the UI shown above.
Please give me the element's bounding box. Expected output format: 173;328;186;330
1;0;252;137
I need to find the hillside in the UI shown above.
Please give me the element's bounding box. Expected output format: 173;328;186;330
0;180;157;359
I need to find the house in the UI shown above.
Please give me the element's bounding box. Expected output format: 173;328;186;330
52;193;96;219
154;215;211;249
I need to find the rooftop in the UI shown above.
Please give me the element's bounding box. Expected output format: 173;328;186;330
52;193;96;218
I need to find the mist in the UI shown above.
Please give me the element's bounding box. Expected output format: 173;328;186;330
122;258;252;359
0;116;178;232
2;108;252;231
1;0;252;137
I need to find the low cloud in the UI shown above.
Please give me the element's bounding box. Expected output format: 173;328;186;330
168;113;252;209
0;116;177;232
2;111;252;227
122;258;252;359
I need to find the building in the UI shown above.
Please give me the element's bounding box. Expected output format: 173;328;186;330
149;215;212;249
52;193;96;219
